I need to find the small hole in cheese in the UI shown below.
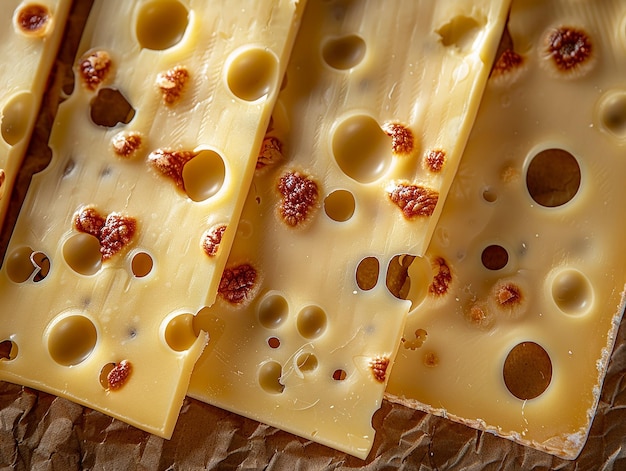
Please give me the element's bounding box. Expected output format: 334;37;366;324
131;251;153;278
296;305;327;339
356;256;379;291
332;369;347;381
1;92;34;146
322;34;366;70
258;361;284;394
526;148;581;207
135;0;189;51
99;363;115;389
47;314;97;366
6;246;37;283
257;293;289;329
503;341;552;400
332;115;391;183
267;337;280;349
596;90;626;142
324;189;355;222
182;149;226;202
90;88;135;128
164;313;198;352
295;352;318;374
0;340;18;361
226;47;279;102
481;245;509;271
387;255;432;309
63;233;102;276
436;16;482;53
551;268;593;316
30;251;50;282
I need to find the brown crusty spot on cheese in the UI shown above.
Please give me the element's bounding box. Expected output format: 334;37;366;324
426;149;446;173
257;136;283;170
545;27;592;73
79;51;113;91
148;149;195;189
429;256;451;296
388;183;438;219
496;283;522;307
218;263;258;304
112;131;142;158
74;206;106;238
277;171;319;227
107;360;132;390
492;49;524;77
370;356;390;383
100;213;137;260
156;66;190;104
423;351;439;367
16;4;49;36
202;224;227;257
382;122;414;155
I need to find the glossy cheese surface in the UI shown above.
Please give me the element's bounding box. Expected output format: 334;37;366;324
0;0;304;437
386;0;626;459
0;0;71;229
188;0;510;459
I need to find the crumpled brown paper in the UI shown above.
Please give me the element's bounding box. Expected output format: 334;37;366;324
1;1;625;469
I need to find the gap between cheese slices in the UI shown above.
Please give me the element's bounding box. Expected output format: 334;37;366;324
386;0;626;460
188;0;511;459
0;0;305;438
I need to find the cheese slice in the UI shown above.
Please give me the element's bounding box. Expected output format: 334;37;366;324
0;0;305;438
188;0;510;458
386;0;626;459
0;0;71;230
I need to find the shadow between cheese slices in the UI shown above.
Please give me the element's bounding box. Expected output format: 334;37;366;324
0;0;306;438
386;0;626;460
187;0;511;458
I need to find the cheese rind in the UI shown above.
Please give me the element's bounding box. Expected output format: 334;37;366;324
188;0;510;458
0;0;305;437
0;0;72;229
386;0;626;459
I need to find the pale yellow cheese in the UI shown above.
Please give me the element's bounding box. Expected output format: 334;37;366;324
0;0;71;229
0;0;304;437
386;0;626;459
188;0;510;458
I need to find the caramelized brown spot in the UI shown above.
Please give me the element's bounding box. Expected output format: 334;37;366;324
496;283;522;307
370;356;390;383
426;149;446;173
277;171;319;227
218;263;257;304
257;136;283;169
202;224;227;257
74;207;106;238
100;213;137;260
429;257;451;296
112;131;142;158
148;149;195;189
423;351;439;367
382;123;414;155
465;302;493;329
16;4;49;35
79;51;112;91
389;184;438;219
545;27;592;73
107;360;132;390
403;328;427;350
0;169;6;198
156;66;190;104
492;49;524;77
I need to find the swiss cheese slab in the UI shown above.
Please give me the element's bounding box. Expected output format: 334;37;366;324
387;0;626;459
0;0;71;230
188;0;510;458
0;0;304;437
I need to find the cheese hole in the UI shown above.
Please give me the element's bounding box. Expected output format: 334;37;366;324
135;0;188;50
63;233;102;276
164;313;198;352
332;369;347;381
131;251;153;278
503;341;552;400
99;362;115;389
551;269;593;316
324;189;356;222
226;47;278;102
482;188;497;203
437;16;482;53
267;337;280;349
0;340;18;361
90;88;135;127
47;314;97;366
258;361;284;394
181;149;225;202
1;92;34;146
14;3;51;37
6;246;37;283
597;90;626;142
356;256;379;291
322;35;366;70
296;305;327;339
295;352;318;374
31;251;50;282
257;293;289;329
526;148;581;207
481;245;509;270
332;115;391;183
